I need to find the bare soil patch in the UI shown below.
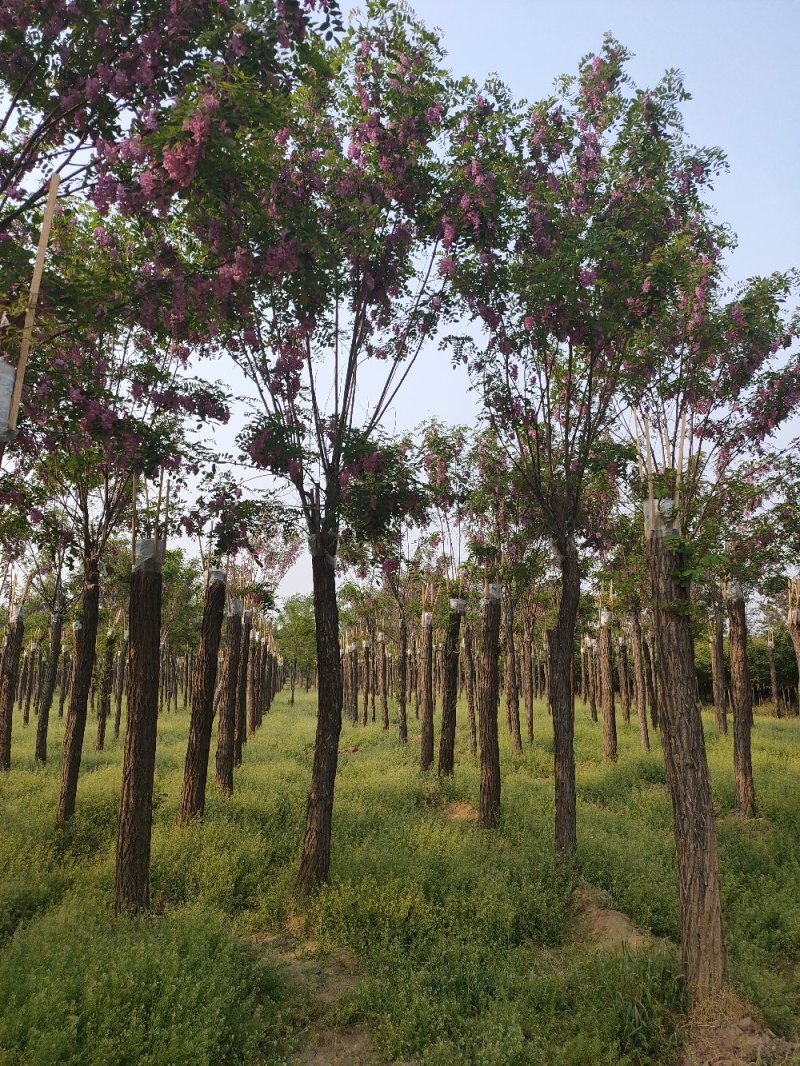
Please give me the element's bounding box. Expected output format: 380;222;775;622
253;932;385;1064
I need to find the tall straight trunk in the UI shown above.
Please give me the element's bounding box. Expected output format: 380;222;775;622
788;609;800;716
113;634;129;739
295;539;342;895
419;614;434;771
58;649;71;718
463;623;478;757
247;637;259;738
233;611;252;768
115;544;162;915
398;618;408;744
438;603;463;776
599;618;617;762
215;602;242;795
360;641;369;726
58;557;101;823
767;642;780;717
179;571;226;824
0;607;25;770
726;589;755;818
587;643;598;722
503;591;523;755
22;647;37;726
616;638;631;726
378;635;389;729
289;660;296;705
710;610;729;736
477;585;501;828
35;600;65;764
631;613;650;752
579;642;587;705
522;629;534;743
549;535;580;857
351;643;360;725
643;635;657;731
95;631;116;751
648;529;726;1006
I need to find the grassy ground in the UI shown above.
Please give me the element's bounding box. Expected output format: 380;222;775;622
0;690;798;1065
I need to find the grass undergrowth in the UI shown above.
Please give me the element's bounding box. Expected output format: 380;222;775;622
0;689;798;1063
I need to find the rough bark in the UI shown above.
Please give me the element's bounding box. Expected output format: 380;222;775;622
503;591;523;755
179;573;226;824
438;605;462;776
648;531;726;1006
522;629;534;744
114;554;162;915
233;611;252;768
463;622;478;757
215;603;242;795
419;615;434;772
295;540;342;895
95;631;116;751
631;613;650;752
0;608;25;770
476;586;501;828
58;557;101;823
550;536;580;857
726;590;755;818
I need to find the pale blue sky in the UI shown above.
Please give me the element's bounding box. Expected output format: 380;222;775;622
277;0;800;596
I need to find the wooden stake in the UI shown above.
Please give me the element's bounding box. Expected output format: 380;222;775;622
8;173;60;432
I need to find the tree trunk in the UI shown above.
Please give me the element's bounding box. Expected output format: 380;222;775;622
438;603;463;776
726;588;755;818
767;642;780;717
114;545;162;915
95;630;116;752
476;584;501;828
215;601;242;795
113;634;129;740
503;591;523;755
419;614;434;772
599;617;617;762
233;611;252;767
0;607;25;770
648;530;726;1006
522;628;534;743
710;610;729;736
398;618;408;744
179;572;226;824
587;642;598;723
788;609;800;716
378;634;389;729
549;535;580;857
631;613;650;752
616;637;631;726
295;537;342;895
643;635;657;731
463;622;477;757
58;557;101;823
34;600;65;764
58;649;71;719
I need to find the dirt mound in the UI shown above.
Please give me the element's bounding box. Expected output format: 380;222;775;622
681;989;800;1066
571;886;646;950
445;801;479;823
